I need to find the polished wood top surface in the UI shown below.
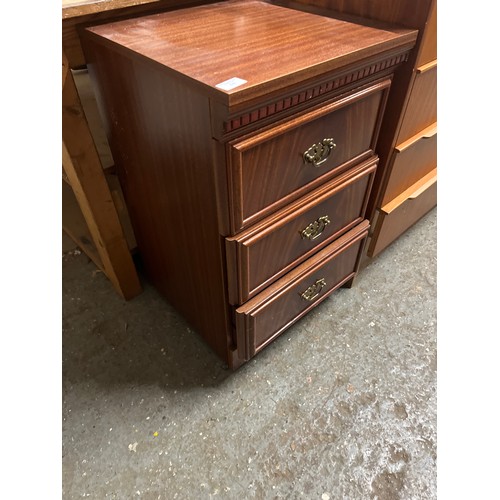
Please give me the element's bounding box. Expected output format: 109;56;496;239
85;0;417;105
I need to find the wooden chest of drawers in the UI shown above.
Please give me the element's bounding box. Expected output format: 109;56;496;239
82;0;416;368
366;0;437;257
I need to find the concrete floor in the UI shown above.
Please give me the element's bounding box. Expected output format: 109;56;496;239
62;208;436;499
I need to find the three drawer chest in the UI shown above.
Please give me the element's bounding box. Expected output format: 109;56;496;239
82;0;417;368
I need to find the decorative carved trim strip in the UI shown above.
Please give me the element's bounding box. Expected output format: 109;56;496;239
223;53;408;133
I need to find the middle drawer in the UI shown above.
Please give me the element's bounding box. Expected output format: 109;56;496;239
226;156;377;305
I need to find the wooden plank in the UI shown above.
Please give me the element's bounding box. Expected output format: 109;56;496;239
62;66;142;300
64;172;136;260
62;50;69;88
63;152;136;252
73;69;114;169
62;179;103;269
63;0;178;19
62;0;203;68
61;72;135;249
62;166;70;184
105;172;137;252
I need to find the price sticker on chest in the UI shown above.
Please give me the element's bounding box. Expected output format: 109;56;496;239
215;77;248;91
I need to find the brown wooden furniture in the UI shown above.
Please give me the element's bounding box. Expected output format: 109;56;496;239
62;0;207;299
279;0;437;257
62;74;142;299
367;0;437;256
82;0;417;367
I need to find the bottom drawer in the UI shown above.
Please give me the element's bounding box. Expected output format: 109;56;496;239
235;220;369;360
368;168;437;257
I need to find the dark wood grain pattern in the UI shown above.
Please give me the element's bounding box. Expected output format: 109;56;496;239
84;0;417;105
221;52;408;134
226;157;376;304
84;35;233;360
227;80;390;232
82;0;416;367
235;221;369;360
276;0;433;29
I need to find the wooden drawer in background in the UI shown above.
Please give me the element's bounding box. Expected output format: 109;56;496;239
382;123;437;205
415;0;437;67
226;157;377;304
235;220;369;360
227;80;390;232
368;169;436;257
397;61;437;144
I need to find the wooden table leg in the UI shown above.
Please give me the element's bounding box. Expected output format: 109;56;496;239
62;60;142;300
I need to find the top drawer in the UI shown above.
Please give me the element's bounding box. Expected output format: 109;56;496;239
226;79;390;233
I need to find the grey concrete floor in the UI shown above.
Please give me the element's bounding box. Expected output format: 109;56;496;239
62;208;436;500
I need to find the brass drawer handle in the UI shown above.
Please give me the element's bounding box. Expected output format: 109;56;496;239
301;278;327;301
300;215;331;240
303;138;336;167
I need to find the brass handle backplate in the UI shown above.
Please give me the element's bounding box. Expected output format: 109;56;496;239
301;278;327;301
303;138;336;167
300;215;331;240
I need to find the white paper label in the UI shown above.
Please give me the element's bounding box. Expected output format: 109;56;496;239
215;77;247;91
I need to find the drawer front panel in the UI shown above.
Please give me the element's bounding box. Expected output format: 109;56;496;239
228;80;390;232
226;157;376;304
368;169;436;257
235;221;369;360
415;0;437;68
382;124;437;205
397;62;437;144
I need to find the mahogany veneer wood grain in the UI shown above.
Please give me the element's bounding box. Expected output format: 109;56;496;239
227;80;390;232
236;221;369;360
82;0;416;367
84;0;417;106
226;157;376;304
84;39;233;360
